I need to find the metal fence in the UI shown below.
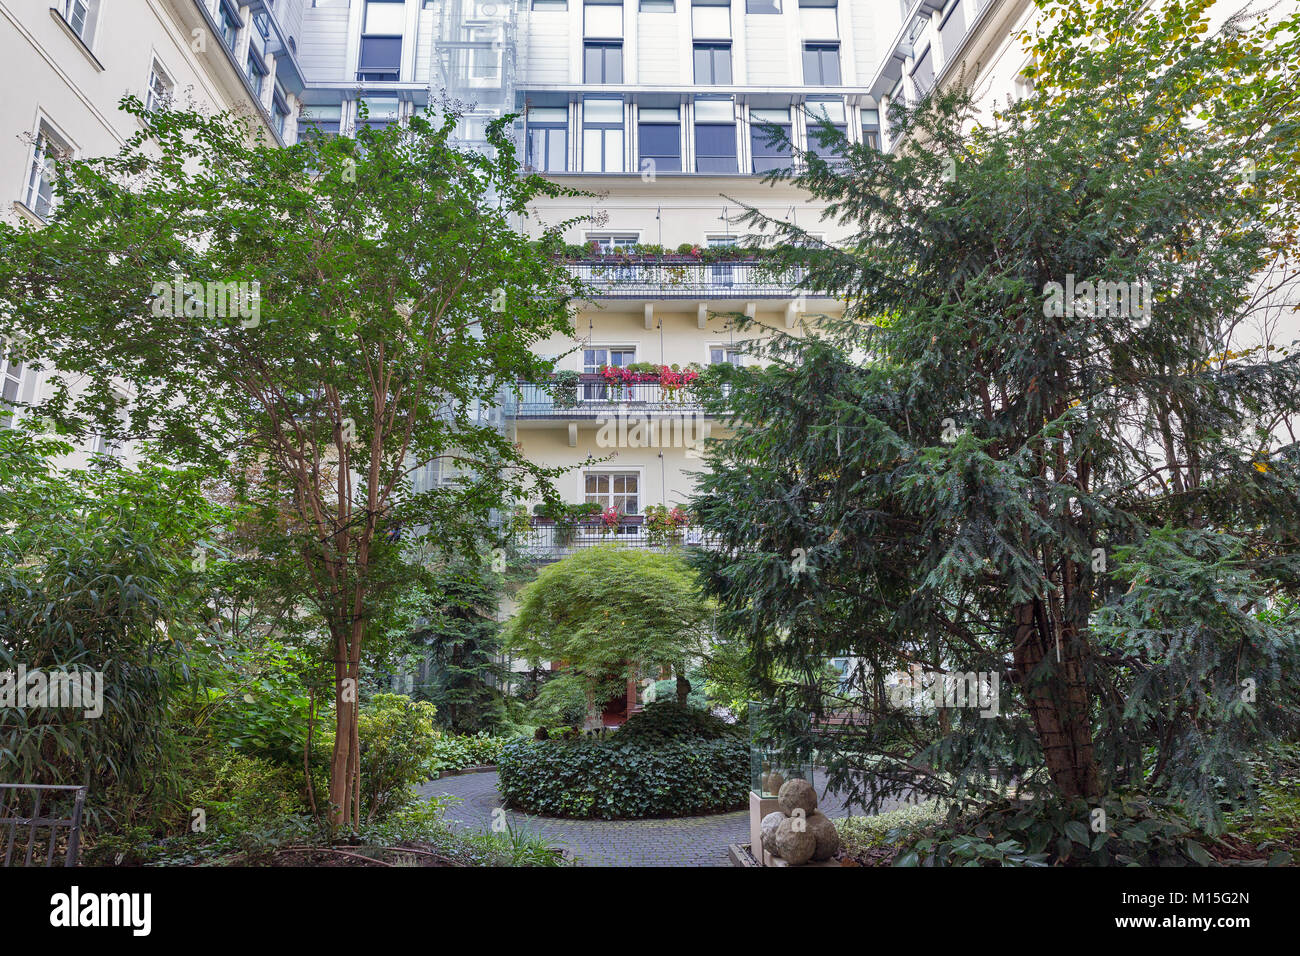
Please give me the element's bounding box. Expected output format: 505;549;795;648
511;380;708;418
564;259;807;299
0;783;87;867
512;519;717;562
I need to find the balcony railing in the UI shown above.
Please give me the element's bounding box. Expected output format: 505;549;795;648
564;258;808;299
510;378;710;418
511;517;717;562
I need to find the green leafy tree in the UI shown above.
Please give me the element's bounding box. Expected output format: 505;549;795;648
504;546;715;717
0;99;582;827
693;0;1300;827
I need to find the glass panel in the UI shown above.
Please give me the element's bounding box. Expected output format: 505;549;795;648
359;36;402;71
746;0;779;11
584;97;624;123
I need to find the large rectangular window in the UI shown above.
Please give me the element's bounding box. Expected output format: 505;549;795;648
582;98;625;172
694;100;737;173
526;107;568;171
145;59;174;114
806;98;848;166
638;109;681;172
693;43;732;84
583;347;636;401
584;472;640;518
358;96;400;131
218;0;240;50
358;0;404;80
749;108;791;173
802;42;840;84
584;41;623;83
300;104;342;137
746;0;780;11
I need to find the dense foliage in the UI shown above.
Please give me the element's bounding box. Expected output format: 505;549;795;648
497;737;748;819
691;0;1300;833
613;702;743;746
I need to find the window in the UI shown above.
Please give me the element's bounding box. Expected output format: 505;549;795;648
145;60;174;113
246;52;266;97
532;0;566;9
911;47;935;97
803;43;840;84
692;1;730;38
300;104;342;136
582;98;624;172
638;108;681;172
584;42;623;83
60;0;101;47
806;98;848;166
707;235;737;284
358;0;404;80
861;107;880;150
584;0;623;37
526;107;568;171
218;1;240;50
358;96;400;130
0;351;23;430
587;233;638;253
273;90;291;138
694;99;736;172
640;0;673;9
585;472;640;517
583;347;636;401
23;125;68;220
746;0;779;11
710;346;743;365
749;108;791;172
693;43;731;84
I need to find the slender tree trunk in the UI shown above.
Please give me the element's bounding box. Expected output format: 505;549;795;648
1012;599;1100;800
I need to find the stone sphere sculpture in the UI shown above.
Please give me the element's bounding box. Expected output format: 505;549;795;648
760;811;786;852
805;810;841;861
773;817;816;866
777;777;818;817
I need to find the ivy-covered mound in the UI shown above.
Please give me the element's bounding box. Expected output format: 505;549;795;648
496;704;748;819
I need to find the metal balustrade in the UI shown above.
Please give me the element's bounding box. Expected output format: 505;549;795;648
511;518;716;562
510;379;709;418
564;258;808;299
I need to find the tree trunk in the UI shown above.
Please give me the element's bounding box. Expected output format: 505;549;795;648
1012;599;1100;800
327;625;360;828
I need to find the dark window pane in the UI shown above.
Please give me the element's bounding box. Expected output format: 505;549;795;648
746;0;780;11
750;124;790;172
638;123;681;171
359;36;402;72
695;123;736;172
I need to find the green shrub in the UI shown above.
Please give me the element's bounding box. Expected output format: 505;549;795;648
497;737;748;819
428;731;514;773
194;752;308;821
613;701;743;746
837;801;948;857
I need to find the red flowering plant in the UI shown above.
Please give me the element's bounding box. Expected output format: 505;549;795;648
658;364;700;401
597;505;622;536
644;504;690;546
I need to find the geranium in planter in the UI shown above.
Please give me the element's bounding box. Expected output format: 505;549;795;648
644;504;690;546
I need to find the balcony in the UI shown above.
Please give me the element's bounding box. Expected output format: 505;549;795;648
509;377;709;419
511;516;716;563
564;257;808;299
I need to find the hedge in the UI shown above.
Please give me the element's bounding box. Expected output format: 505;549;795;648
496;738;749;819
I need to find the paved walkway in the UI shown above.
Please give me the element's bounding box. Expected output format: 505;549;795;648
417;769;901;866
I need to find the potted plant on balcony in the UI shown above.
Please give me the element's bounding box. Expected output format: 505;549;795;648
552;369;579;409
644;504;690;546
657;364;699;403
596;505;622;537
535;501;602;546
